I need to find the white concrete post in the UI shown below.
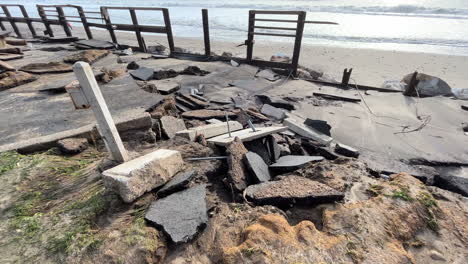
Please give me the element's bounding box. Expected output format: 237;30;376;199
73;61;129;163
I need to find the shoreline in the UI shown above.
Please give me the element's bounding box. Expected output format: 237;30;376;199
15;23;468;88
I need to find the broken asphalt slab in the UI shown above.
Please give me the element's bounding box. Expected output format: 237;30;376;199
261;104;286;120
304;119;332;136
269;155;324;173
102;149;184;203
19;62;73;74
283;118;333;145
434;174;468;197
244;175;344;207
244;151;271;183
74;39;116;49
145;184;208;244
335;143;360;158
130;67;154;81
181;109;236;120
157;170;196;198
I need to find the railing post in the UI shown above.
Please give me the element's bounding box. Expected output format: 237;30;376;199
246;11;255;62
2;6;22;38
202;9;210;56
291;11;306;76
162;8;175;54
72;62;129;163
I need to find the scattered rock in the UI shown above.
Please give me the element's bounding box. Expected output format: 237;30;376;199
302;140;339;160
182;109;236;120
147;44;167;54
154;69;178;80
261;104;285;120
269;155;324;173
180;66;209;76
57;138;88;154
244;139;272;165
255;95;295;110
434;174;468;197
130;67;154;81
98;67;126;83
221;51;233;58
63;49;109;64
160;116;187;139
429;250;446;261
226;137;249;192
284;117;333;145
270;54;290;63
245;175;344;206
244;151;271;183
157;170;196;198
127;61;140;70
102;149;184;203
0;71;37;90
145;184;207;243
304;119;332;136
20;62;73;74
206;118;222;124
335;143;360;158
256;69;280;81
278;143;291;156
461;105;468;111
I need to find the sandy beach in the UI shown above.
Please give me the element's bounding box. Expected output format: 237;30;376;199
70;27;468;89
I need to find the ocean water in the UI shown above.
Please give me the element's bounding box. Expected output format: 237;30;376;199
3;0;468;55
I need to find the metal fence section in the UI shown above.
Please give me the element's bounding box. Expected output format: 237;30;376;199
245;10;307;76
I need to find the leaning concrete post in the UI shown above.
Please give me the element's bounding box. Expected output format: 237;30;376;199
73;61;129;163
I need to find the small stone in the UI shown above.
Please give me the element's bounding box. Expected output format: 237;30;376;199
160;116;187;139
127;61;140;70
244;151;271;183
245;175;344;206
145;185;207;243
154;69;178;80
430;250;446;261
335;143;360;158
226;137;249;192
130;67;154;81
261;104;285;121
221;52;233;58
269;155;324;173
57;138;88;154
157;170;196;198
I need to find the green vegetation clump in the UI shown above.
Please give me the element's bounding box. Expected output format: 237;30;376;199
0;151;24;175
389;187;414;201
417;192;439;232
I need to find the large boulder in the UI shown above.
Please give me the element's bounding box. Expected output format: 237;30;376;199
402;73;452;97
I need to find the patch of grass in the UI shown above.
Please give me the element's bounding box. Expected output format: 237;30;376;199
417;192;437;208
241;247;263;257
9;191;45;238
388;187;414;201
47;221;102;254
0;151;24;175
346;239;363;263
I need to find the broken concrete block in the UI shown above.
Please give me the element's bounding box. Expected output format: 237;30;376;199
244;139;272;165
160;116;187;139
335;143;360;158
63;49;109;64
207;126;287;146
261;104;286;120
57;138;88;154
157;170;196;198
283;118;333;145
226;137;249;192
130;67;154;81
244;175;344;207
182;109;236;120
269;155;324;173
154;79;180;94
145;184;207;243
175;121;243;141
20;62;73;74
75;39;116;49
304;119;332;136
244;152;271;183
102;149;184;203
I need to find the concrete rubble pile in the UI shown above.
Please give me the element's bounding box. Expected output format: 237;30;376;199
0;31;467;263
